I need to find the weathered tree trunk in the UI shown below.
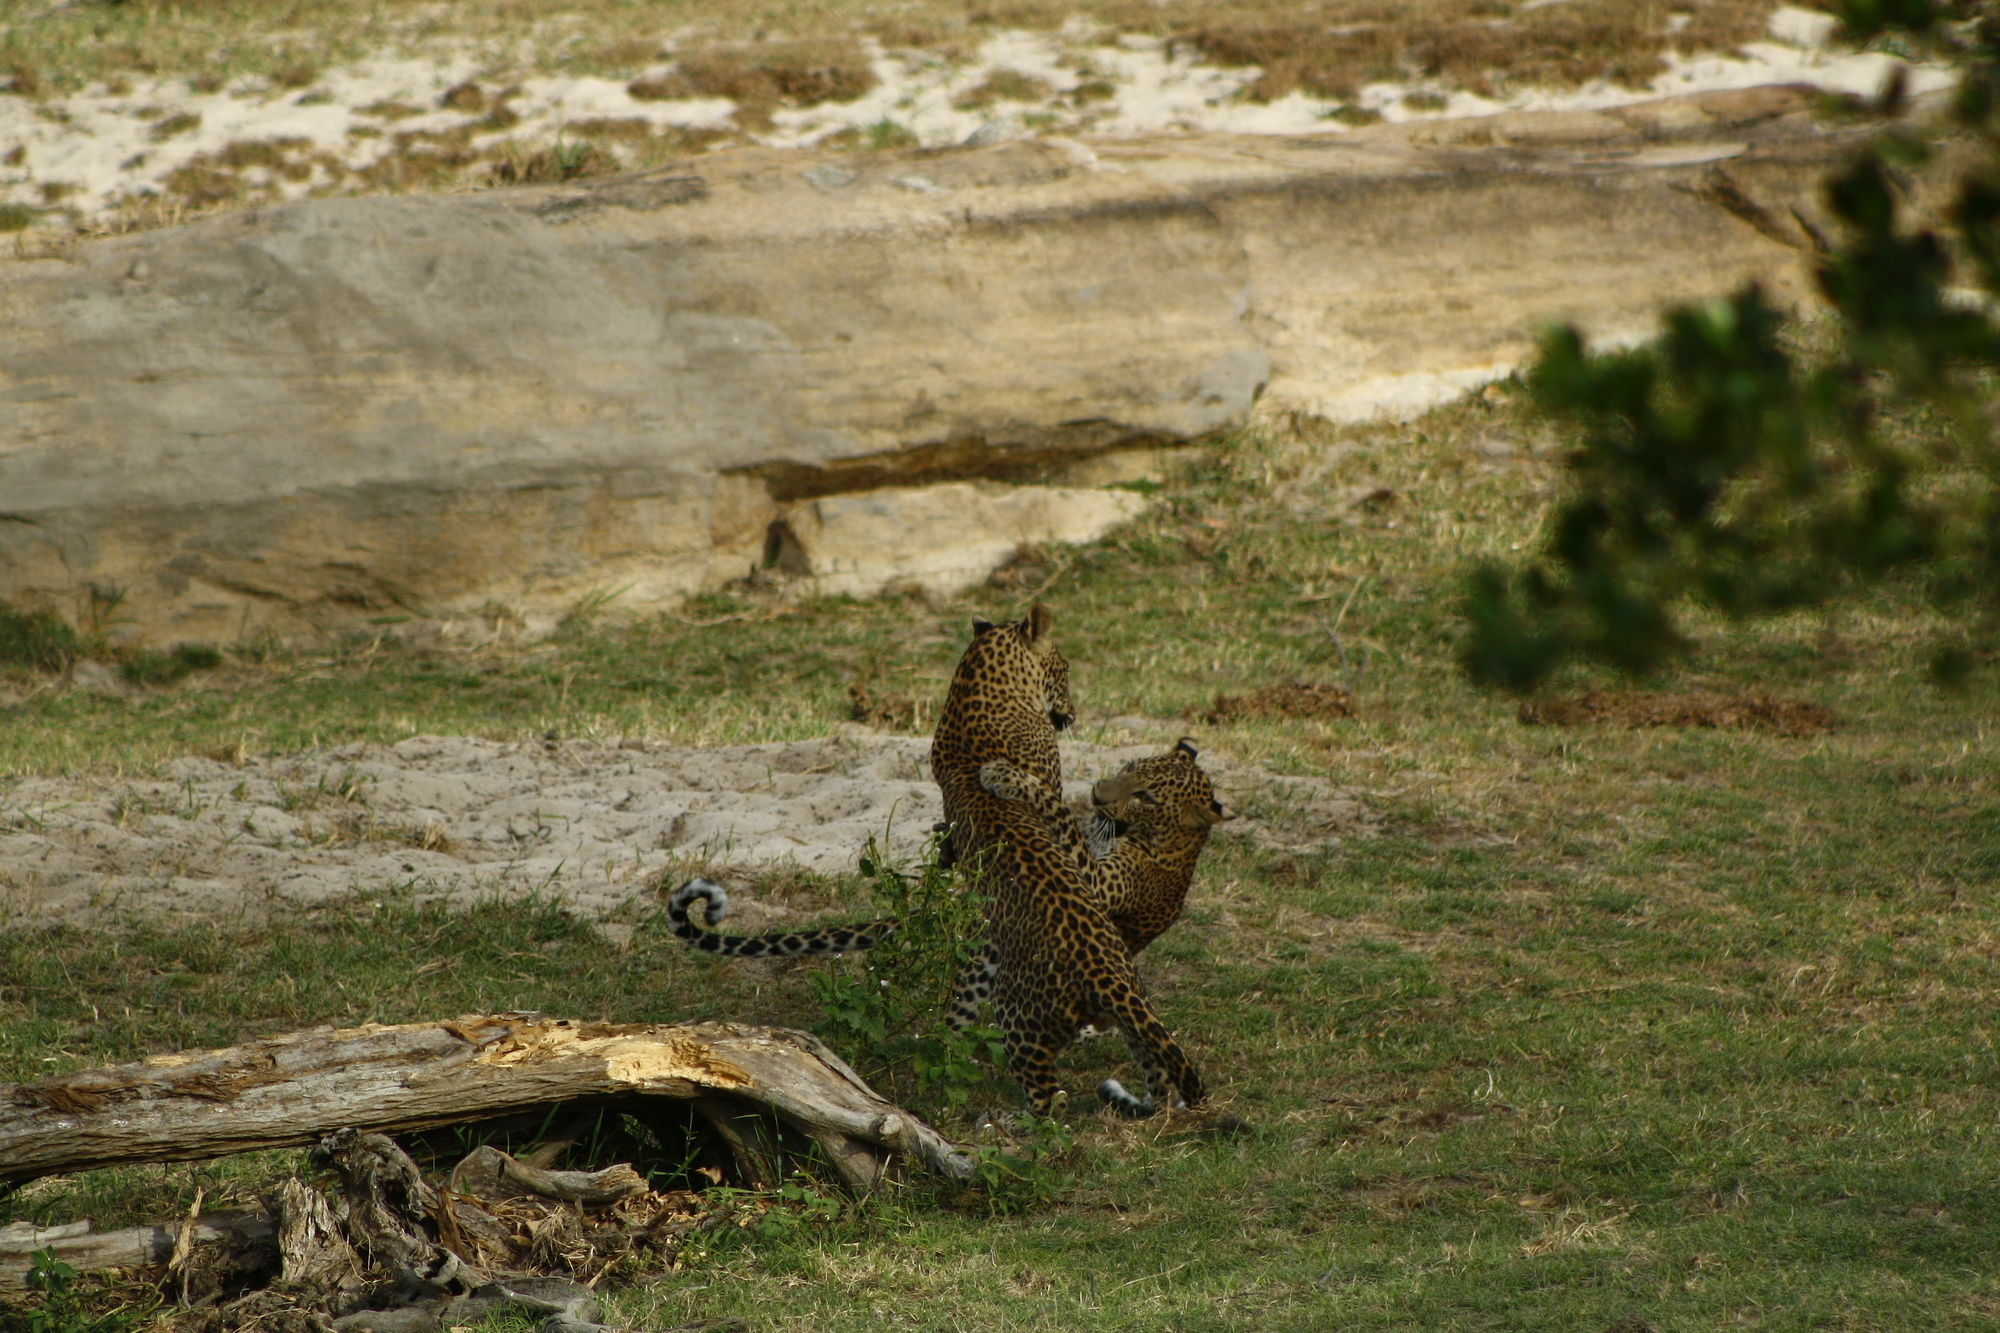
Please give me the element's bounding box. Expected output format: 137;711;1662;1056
2;1018;978;1324
0;1214;276;1294
0;1015;974;1190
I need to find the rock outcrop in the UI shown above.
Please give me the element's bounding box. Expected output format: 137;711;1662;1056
0;86;1869;644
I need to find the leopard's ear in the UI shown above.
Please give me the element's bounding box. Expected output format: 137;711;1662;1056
1023;602;1055;655
1091;769;1140;806
972;618;996;636
1175;737;1199;760
1186;800;1226;829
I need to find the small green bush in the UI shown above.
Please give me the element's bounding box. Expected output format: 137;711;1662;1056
808;834;1006;1113
119;642;223;686
0;605;80;671
18;1249;155;1333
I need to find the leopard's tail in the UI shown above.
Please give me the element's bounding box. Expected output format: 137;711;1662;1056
665;877;897;959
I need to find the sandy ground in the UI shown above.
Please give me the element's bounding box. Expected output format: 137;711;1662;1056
0;6;1952;231
0;729;1375;926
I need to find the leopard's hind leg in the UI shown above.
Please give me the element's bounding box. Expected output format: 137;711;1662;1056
997;1012;1066;1116
947;941;999;1031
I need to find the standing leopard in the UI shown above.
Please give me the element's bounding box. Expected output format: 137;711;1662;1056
670;606;1210;1115
946;739;1224;1028
666;604;1071;979
929;608;1204;1117
1064;739;1225;958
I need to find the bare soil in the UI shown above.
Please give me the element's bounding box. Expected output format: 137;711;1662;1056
1516;689;1837;736
1203;682;1359;724
0;731;1373;925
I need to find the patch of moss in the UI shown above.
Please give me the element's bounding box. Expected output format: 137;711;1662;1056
119;642;223;687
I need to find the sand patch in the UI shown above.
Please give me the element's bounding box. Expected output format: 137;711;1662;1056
0;733;1372;925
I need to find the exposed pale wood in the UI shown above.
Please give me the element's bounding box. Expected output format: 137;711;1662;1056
0;1016;975;1190
448;1145;647;1205
0;1214;275;1294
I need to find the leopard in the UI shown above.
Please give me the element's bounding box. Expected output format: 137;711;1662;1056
946;738;1224;1028
970;744;1219;1116
671;606;1208;1116
665;739;1226;1004
1065;739;1226;958
665;603;1072;970
927;607;1204;1117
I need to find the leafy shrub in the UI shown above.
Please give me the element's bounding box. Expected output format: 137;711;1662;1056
1462;0;2000;689
809;834;1006;1114
0;605;80;671
17;1249;154;1333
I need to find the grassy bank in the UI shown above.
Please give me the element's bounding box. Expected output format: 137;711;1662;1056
4;380;1997;1328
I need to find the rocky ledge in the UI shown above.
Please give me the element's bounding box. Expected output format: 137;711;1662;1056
1;86;1870;644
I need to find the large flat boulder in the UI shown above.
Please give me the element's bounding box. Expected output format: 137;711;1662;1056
0;86;1864;644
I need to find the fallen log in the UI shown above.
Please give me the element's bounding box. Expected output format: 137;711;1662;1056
0;1015;974;1191
0;1214;275;1295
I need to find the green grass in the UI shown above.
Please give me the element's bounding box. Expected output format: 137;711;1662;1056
3;386;1998;1328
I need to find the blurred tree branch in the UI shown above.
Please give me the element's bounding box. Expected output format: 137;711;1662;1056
1462;0;2000;690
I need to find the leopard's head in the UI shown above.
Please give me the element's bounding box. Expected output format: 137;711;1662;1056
1091;738;1225;838
966;603;1074;732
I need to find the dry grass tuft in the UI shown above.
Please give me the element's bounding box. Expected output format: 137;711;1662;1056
355;99;424;120
485;138;613;185
270;62;319;90
1180;21;1397;102
629;38;876;129
953;68;1054;110
1179;2;1773;101
848;681;930;732
2;64;45;96
149;111;201;141
160;163;244;207
563;116;655;140
440;81;487;112
212;137;316;176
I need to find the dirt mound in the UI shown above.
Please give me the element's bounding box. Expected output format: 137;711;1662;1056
1203;682;1358;724
1517;690;1835;736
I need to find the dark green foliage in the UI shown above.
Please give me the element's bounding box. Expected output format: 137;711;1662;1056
1463;0;2000;690
118;642;222;686
19;1250;155;1333
807;835;1008;1113
0;605;81;671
